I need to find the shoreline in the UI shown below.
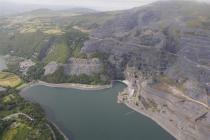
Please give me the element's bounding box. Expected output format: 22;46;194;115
20;79;176;140
20;80;113;92
19;80;130;140
123;101;177;139
47;120;69;140
19;80;114;140
119;80;177;139
37;81;112;90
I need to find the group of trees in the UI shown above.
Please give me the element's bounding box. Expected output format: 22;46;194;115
42;67;66;83
65;28;89;58
0;87;65;140
24;63;45;82
0;120;11;133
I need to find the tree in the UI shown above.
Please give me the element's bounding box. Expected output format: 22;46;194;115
26;63;45;81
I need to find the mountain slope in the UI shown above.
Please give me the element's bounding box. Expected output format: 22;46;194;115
82;1;210;139
0;1;97;17
83;0;210;85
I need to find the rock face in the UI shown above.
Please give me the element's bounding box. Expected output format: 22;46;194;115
64;58;103;76
82;1;210;139
38;37;55;61
120;67;210;140
44;61;60;76
0;87;6;92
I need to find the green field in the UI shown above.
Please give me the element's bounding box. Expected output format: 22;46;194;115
0;72;22;88
2;94;16;104
1;122;32;140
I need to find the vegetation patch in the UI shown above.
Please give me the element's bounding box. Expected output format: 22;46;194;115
0;31;47;58
0;72;22;88
2;94;16;105
1;122;32;140
44;43;69;64
24;63;45;81
0;72;10;79
44;29;64;35
0;89;65;140
65;28;89;58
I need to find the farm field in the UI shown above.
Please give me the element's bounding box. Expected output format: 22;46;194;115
0;72;22;88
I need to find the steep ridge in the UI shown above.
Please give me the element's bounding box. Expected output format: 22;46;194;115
82;1;210;139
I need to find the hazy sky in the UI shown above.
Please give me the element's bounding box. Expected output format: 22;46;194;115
1;0;210;11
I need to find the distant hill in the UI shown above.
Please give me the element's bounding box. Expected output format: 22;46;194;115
20;8;56;16
61;8;97;14
0;2;38;17
0;2;97;17
17;8;97;17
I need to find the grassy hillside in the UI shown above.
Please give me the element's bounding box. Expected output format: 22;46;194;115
0;9;120;60
44;42;69;64
65;28;89;58
0;31;47;58
62;11;120;30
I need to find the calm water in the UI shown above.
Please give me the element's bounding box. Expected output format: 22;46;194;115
21;82;175;140
0;56;7;71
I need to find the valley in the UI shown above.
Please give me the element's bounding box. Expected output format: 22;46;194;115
0;1;210;140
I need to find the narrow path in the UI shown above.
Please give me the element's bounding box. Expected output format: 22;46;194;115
46;124;57;140
183;56;210;71
134;81;210;110
143;81;210;110
3;112;34;121
169;86;210;110
48;120;69;140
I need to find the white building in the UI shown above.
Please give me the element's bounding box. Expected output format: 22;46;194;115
19;59;35;74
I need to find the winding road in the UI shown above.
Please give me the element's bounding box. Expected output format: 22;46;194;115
2;112;61;140
141;81;210;110
2;112;34;121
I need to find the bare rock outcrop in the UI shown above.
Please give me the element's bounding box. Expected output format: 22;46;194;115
44;61;60;76
119;67;210;140
64;58;103;76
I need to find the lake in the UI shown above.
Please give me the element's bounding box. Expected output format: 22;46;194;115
20;82;175;140
0;55;7;71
